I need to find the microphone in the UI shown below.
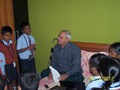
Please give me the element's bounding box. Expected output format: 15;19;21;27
52;38;58;44
49;38;58;65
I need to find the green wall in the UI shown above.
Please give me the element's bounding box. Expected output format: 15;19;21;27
28;0;120;72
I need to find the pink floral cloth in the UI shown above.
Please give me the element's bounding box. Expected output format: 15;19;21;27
81;50;108;85
38;77;60;90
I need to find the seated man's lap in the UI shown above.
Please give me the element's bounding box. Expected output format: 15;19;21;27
65;72;84;82
41;68;84;82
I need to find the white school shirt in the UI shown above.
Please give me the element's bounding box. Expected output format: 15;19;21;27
109;81;120;90
0;52;6;75
17;33;35;59
86;76;104;90
2;39;13;46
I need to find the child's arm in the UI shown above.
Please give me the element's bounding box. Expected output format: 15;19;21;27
0;52;6;76
17;44;36;53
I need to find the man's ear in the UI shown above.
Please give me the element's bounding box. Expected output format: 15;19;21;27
66;38;70;42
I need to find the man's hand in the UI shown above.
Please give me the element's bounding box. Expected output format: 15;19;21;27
48;73;53;80
18;85;21;90
60;74;68;81
4;85;8;90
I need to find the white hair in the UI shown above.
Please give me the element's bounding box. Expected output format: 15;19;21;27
60;30;71;39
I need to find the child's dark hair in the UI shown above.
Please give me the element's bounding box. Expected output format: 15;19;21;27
109;42;120;54
89;53;108;71
0;75;5;90
20;21;30;30
19;72;40;90
1;26;12;35
99;58;120;90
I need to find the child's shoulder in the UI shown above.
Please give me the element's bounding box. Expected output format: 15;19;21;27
29;35;35;40
0;52;4;57
0;39;2;44
29;35;34;38
18;34;24;38
0;40;4;46
17;34;25;41
86;80;104;90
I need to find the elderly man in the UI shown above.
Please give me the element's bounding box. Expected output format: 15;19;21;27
42;30;84;82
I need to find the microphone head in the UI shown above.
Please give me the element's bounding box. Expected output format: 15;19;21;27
52;38;58;43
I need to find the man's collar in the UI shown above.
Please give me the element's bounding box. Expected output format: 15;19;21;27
61;41;71;49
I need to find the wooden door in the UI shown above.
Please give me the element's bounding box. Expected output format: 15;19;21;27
0;1;19;89
0;0;15;40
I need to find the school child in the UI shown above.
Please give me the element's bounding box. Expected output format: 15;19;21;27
0;52;6;76
99;57;120;90
18;72;40;90
0;74;5;90
0;52;8;90
0;26;17;90
17;22;36;74
86;53;108;90
109;42;120;59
